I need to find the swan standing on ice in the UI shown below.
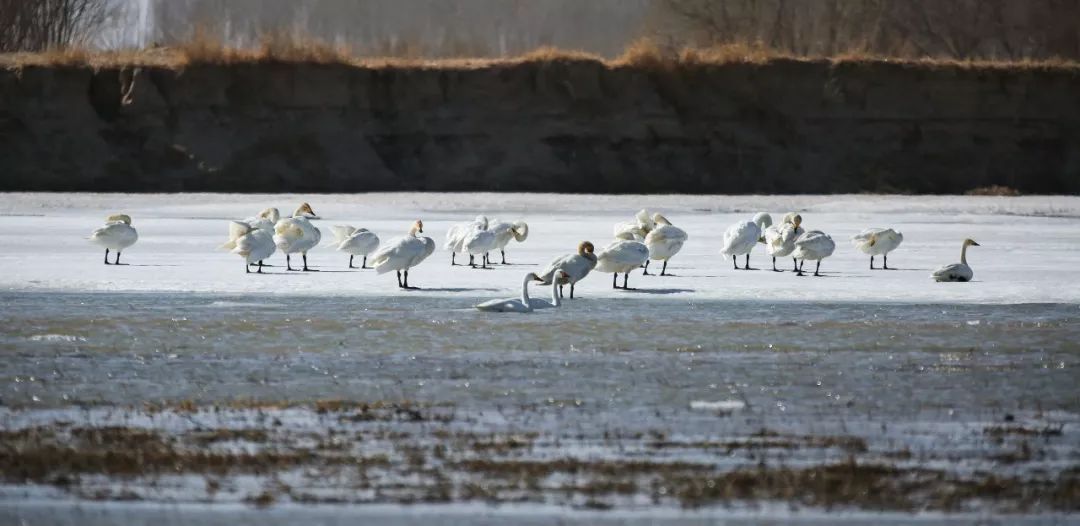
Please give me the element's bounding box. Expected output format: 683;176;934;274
463;223;497;269
445;215;487;266
596;239;650;289
720;213;773;270
643;214;687;276
614;209;655;241
537;241;598;299
792;230;836;277
370;220;436;289
489;220;529;264
331;226;380;269
852;228;904;270
90;214;138;265
763;213;804;272
224;221;276;273
474;271;566;313
932;239;980;282
273;203;321;271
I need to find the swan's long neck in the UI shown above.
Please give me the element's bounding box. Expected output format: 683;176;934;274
960;243;969;265
550;278;561;307
520;274;532;306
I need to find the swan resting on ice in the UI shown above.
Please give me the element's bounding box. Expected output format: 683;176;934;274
792;230;836;277
537;241;598;299
90;214;138;265
932;239;979;282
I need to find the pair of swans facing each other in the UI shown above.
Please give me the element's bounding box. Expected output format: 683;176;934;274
475;271;568;313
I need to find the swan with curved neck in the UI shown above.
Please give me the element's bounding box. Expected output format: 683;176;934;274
721;212;773;270
537;241;597;299
90;213;138;265
643;213;687;276
273;202;322;271
932;239;979;282
852;227;904;270
764;213;803;272
475;271;566;312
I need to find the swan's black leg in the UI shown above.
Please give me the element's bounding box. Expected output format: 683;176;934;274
286;254;295;271
302;253;316;271
396;270;403;288
570;283;575;299
883;254;889;270
404;270;410;288
245;262;251;273
558;284;564;298
732;255;739;270
501;250;507;264
612;273;618;289
744;253;752;270
814;260;822;277
870;256;875;270
793;257;798;272
469;254;476;268
104;249;110;265
115;251;123;265
349;255;356;269
623;273;630;290
772;256;780;272
362;256;368;269
795;259;804;276
660;260;668;276
642;260;651;275
482;253;488;269
451;253;456;266
257;261;264;273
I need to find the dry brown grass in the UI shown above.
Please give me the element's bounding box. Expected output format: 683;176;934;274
2;36;1078;71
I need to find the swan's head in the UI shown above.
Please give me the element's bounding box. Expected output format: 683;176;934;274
294;203;317;218
410;220;424;235
578;241;595;255
106;214;132;225
526;272;542;282
791;214;802;228
511;221;529;242
259;207;280;222
963;238;980;247
652;213;672;226
752;212;773;230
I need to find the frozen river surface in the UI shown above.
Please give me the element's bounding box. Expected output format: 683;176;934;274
0;193;1078;524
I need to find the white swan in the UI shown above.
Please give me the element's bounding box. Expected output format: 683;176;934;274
489;220;529;264
331;225;380;269
225;221;276;273
643;214;687;276
445;215;488;266
474;271;565;313
614;209;655;241
537;241;598;299
852;228;904;270
763;213;804;272
463;222;497;269
932;239;979;282
370;220;436;289
720;213;773;270
273;203;322;271
792;230;836;277
90;214;138;265
596;240;650;289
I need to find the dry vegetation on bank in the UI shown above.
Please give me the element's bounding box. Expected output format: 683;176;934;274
3;35;1079;72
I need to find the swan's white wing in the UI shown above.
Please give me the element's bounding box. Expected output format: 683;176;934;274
331;225;356;245
793;231;836;260
511;221;529;242
90;223;138;249
720;222;757;255
596;241;650;273
475;297;530;313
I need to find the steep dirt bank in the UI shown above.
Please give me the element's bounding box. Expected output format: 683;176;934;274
1;58;1078;193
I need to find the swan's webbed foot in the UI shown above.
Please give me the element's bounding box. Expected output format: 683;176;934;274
301;254;318;271
731;255;739;270
500;250;507;264
396;270;404;288
114;251;126;265
813;261;822;277
659;261;669;276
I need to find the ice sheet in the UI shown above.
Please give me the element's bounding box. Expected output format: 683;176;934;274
1;192;1078;304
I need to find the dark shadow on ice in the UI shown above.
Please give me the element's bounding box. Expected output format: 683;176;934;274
628;288;695;295
415;287;502;292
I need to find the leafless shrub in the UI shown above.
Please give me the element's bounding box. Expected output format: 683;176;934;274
0;0;112;52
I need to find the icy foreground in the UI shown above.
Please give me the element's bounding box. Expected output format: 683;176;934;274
1;193;1078;303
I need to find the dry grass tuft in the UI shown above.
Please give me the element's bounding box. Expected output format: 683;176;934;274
966;185;1022;196
515;46;603;65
